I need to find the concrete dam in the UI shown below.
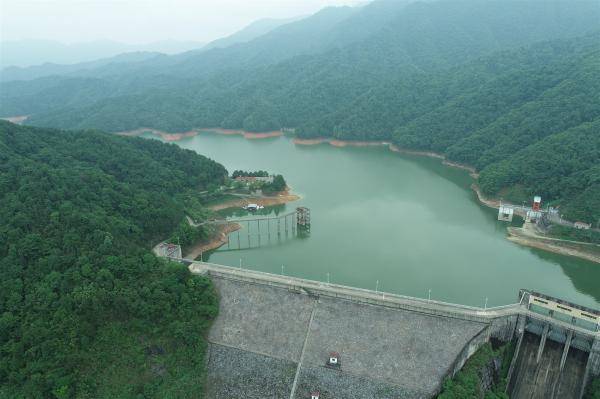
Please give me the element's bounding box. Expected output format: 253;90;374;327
188;262;600;398
508;332;588;398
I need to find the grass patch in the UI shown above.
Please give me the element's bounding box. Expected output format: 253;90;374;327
547;225;600;244
437;341;514;399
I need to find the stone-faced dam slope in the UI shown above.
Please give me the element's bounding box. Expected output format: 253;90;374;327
205;277;483;398
189;262;599;399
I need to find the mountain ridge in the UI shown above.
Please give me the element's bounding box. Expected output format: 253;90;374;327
1;0;599;222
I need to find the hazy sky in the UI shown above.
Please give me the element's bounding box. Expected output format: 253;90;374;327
1;0;363;44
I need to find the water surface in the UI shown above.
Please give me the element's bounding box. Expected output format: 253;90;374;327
161;133;600;308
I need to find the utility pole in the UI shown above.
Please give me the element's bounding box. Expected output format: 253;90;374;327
428;289;431;301
375;280;379;293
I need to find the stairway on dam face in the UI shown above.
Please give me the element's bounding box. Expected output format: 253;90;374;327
509;332;588;399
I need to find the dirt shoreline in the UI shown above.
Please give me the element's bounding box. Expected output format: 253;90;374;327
116;127;283;142
292;137;478;176
196;128;283;139
184;190;300;257
507;224;600;264
184;223;242;260
116;127;198;142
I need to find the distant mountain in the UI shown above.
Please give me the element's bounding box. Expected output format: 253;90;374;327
202;17;303;50
1;0;599;222
0;51;163;82
3;0;597;120
0;39;204;68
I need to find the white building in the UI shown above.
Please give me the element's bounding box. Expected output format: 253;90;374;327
574;221;591;230
498;205;514;222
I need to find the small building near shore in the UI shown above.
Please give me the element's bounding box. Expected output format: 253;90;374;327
498;205;514;222
574;221;591;230
532;195;542;211
234;176;274;184
526;210;542;223
155;242;182;259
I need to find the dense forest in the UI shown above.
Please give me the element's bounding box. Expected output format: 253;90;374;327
0;121;227;397
1;0;599;222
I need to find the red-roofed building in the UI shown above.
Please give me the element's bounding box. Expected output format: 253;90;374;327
532;195;542;211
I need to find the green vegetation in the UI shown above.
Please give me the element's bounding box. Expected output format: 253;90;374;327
0;121;228;398
263;175;287;193
584;376;600;399
230;171;287;194
1;0;599;222
231;170;269;178
547;225;600;245
437;342;514;399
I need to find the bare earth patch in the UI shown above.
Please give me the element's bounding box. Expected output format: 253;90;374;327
196;128;283;139
116;127;283;142
507;223;600;264
1;115;28;124
115;127;198;141
208;191;300;212
184;223;241;260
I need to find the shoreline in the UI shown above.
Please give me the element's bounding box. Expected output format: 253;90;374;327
292;136;598;263
115;127;283;142
135;128;594;263
196;128;283;139
184;223;242;260
507;223;600;264
185;189;301;257
292;137;478;177
116;127;198;142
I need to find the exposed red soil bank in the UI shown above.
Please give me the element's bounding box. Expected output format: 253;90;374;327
116;127;283;142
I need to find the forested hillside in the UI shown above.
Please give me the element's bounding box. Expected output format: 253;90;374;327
0;121;227;397
1;0;599;222
3;0;598;122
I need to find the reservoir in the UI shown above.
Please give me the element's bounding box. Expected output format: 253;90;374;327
159;132;600;308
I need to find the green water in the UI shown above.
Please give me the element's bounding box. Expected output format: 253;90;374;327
160;133;600;308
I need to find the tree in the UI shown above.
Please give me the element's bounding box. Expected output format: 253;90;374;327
0;121;225;398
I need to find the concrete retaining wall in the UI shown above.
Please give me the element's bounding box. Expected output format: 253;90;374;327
449;327;491;379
